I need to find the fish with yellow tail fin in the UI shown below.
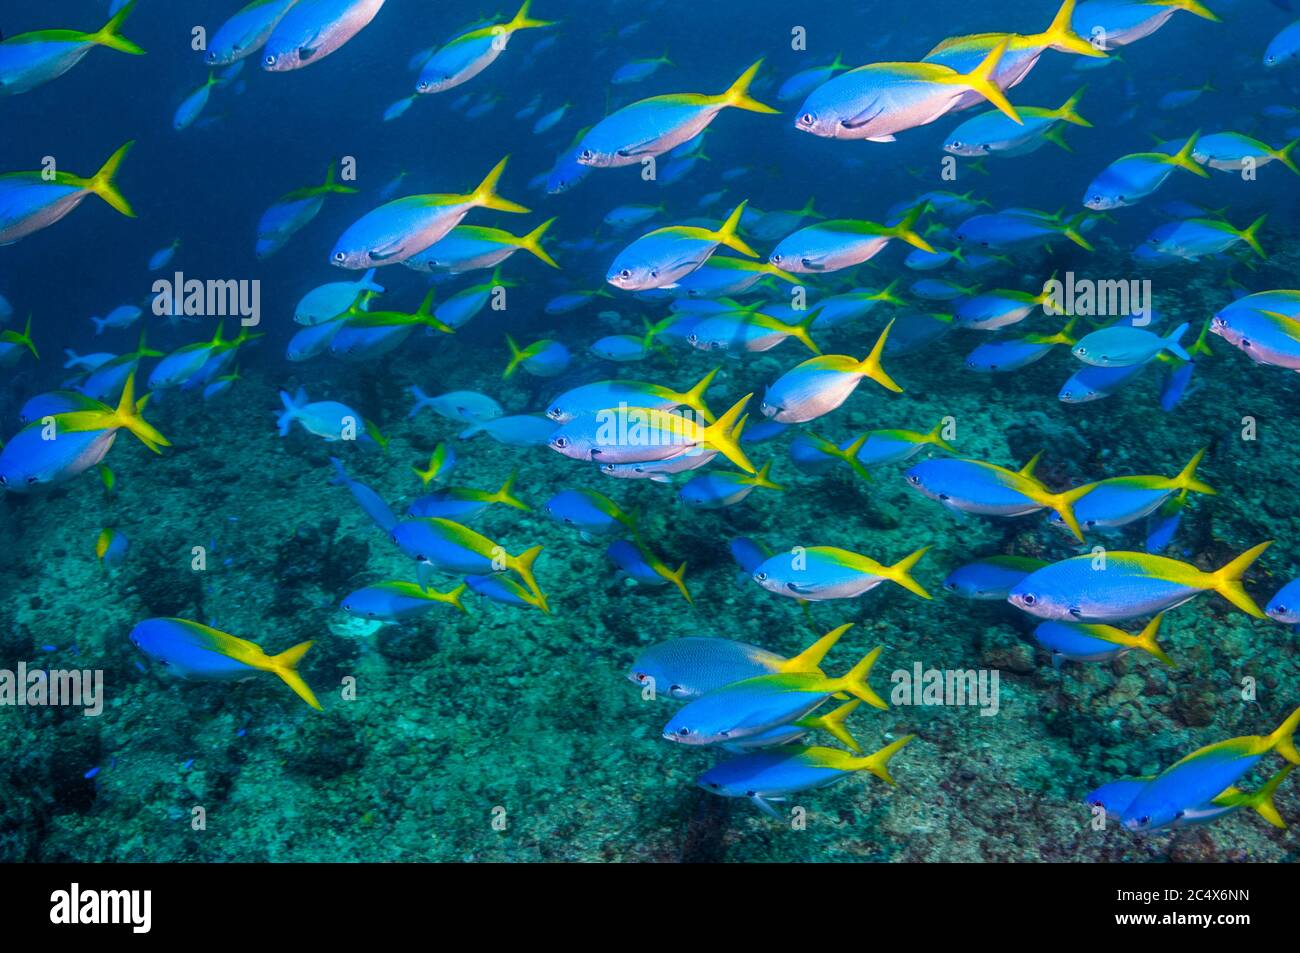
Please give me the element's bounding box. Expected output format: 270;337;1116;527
95;528;129;570
904;451;1096;541
0;0;145;96
412;443;455;486
1083;130;1210;210
330;155;529;269
1118;705;1300;831
769;203;933;274
0;315;38;368
1033;613;1176;668
698;735;915;816
628;623;854;699
925;0;1104;112
501;335;571;379
341;580;468;622
724;699;866;752
759;320;901;424
415;1;554;94
679;460;783;508
606;538;692;605
129;618;321;710
607;201;757;291
576;58;778;168
1072;0;1221;51
795;37;1021;143
1046;448;1215;533
1009;541;1273;622
549;392;756;473
0;371;168;492
664;644;891;746
389;517;549;612
752;545;931;602
0;141;135;244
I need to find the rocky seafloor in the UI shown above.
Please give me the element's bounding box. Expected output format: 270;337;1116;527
2;240;1298;864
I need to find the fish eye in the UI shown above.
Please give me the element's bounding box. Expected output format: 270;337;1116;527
579;149;594;161
1276;605;1288;614
1076;347;1087;355
333;252;347;263
417;82;429;92
770;253;782;263
205;52;217;64
25;476;38;485
800;113;813;125
906;474;921;486
619;269;631;279
263;54;276;67
754;571;768;582
677;727;690;736
1139;815;1150;825
745;789;756;797
1022;593;1036;606
553;436;569;448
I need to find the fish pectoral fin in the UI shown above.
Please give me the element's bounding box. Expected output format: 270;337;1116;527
750;795;782;819
841;104;885;130
866;135;897;143
298;31;325;62
368;241;407;262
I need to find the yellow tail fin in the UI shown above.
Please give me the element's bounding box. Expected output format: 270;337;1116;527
664;561;693;606
470;156;530;213
89;0;146;55
951;38;1021;124
503;334;527;378
702;393;756;473
1272;139;1299;176
802;700;863;753
710;201;759;257
1266;705;1300;765
925;419;957;453
1230;765;1293;828
718;58;780;114
1165;130;1211;178
854;320;903;393
269;640;322;711
835;646;888;711
785;308;821;355
673;367;719;423
1173;447;1215;495
1163;0;1221;21
1210;541;1272;618
890;203;935;253
1054;86;1093;126
844;734;915;784
492;472;530;511
1036;481;1096;542
511;544;550;614
884;546;932;599
1039;0;1105;57
1135;613;1176;666
1237;214;1268;259
85;141;137;218
743;460;784;491
506;0;555;31
518;217;559;267
784;622;853;674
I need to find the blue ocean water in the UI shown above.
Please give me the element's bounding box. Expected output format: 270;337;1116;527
1;0;1299;862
